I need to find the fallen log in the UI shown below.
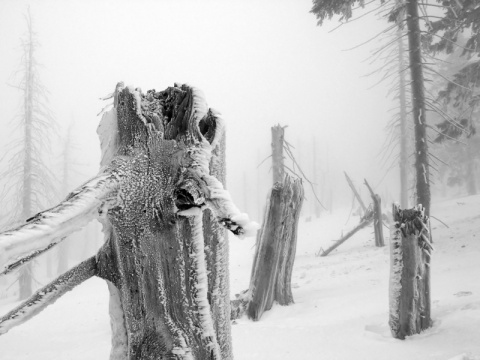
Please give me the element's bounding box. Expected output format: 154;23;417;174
320;210;373;257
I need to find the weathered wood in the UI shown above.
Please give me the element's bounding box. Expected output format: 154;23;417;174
344;172;367;215
389;204;432;340
364;179;384;247
94;84;251;359
272;125;285;184
0;83;254;359
246;175;304;321
320;214;373;257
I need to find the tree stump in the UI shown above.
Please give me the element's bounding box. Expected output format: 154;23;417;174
0;83;257;359
389;204;432;339
232;175;303;321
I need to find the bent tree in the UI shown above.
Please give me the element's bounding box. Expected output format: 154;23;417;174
0;83;256;359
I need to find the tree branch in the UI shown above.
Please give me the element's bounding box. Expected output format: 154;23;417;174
0;256;97;335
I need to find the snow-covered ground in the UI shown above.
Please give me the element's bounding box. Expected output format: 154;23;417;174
0;195;479;359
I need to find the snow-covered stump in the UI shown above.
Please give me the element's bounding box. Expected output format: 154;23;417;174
389;204;432;340
0;83;256;359
93;84;257;360
236;175;303;321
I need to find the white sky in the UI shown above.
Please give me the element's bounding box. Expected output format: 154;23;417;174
0;0;399;219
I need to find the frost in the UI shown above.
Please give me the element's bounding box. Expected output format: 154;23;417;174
107;281;128;360
0;257;96;335
389;220;403;336
97;108;119;168
181;211;221;359
0;174;119;273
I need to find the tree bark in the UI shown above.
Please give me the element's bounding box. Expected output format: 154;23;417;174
272;125;285;184
398;29;409;208
344;172;367;216
406;0;431;216
364;180;384;247
389;204;432;339
93;84;247;359
232;175;303;321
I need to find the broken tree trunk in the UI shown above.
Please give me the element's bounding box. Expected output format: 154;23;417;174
271;125;285;183
320;211;373;257
344;172;367;216
0;83;256;359
389;204;432;340
364;179;384;247
231;175;304;321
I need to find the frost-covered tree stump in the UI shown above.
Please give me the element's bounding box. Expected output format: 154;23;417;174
389;204;433;340
231;175;304;321
0;83;256;359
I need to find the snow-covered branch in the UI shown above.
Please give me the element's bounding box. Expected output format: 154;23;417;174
0;256;97;335
0;173;119;272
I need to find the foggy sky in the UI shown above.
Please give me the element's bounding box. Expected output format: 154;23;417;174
0;0;397;221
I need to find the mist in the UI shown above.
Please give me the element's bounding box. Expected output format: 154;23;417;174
0;0;397;222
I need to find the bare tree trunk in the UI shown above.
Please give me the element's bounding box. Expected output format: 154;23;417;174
406;0;431;216
398;29;409;208
344;172;367;216
313;138;321;218
364;180;384;247
57;124;73;274
389;204;432;339
19;18;35;300
245;175;304;320
272;125;285;184
93;84;245;359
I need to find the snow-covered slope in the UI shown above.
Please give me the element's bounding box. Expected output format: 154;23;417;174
0;195;479;359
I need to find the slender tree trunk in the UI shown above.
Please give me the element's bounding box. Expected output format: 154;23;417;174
344;172;367;216
19;23;34;300
365;180;384;247
398;29;409;208
272;125;285;184
406;0;431;215
313;138;321;218
57;125;73;274
389;204;432;339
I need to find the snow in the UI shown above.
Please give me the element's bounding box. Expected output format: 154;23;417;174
0;174;119;274
0;195;479;359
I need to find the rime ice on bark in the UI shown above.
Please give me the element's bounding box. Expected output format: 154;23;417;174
0;174;118;272
389;204;403;337
0;82;249;359
389;204;432;339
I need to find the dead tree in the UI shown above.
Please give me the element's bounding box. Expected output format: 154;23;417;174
344;172;367;216
319;209;374;257
364;179;384;247
389;204;432;339
231;175;304;321
0;83;257;359
231;125;304;321
271;125;285;183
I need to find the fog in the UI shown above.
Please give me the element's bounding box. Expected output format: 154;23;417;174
0;0;399;222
